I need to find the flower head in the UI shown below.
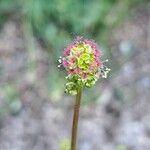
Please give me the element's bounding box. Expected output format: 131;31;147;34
58;37;110;95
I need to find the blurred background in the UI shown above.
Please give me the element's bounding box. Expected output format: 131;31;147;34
0;0;150;150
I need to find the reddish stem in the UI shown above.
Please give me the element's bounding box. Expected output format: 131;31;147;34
71;89;82;150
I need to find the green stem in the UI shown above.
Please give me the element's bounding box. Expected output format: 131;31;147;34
71;88;82;150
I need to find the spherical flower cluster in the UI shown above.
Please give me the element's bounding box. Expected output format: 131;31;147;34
58;37;110;95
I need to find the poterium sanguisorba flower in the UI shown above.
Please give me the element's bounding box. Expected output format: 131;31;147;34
58;37;110;95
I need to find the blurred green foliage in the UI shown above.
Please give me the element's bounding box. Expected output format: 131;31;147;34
1;85;22;115
47;69;65;101
60;138;70;150
21;0;148;61
115;145;127;150
0;0;148;55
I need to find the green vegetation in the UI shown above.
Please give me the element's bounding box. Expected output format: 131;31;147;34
115;145;127;150
60;138;70;150
0;85;22;115
0;0;148;51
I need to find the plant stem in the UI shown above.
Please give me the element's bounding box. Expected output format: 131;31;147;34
71;88;82;150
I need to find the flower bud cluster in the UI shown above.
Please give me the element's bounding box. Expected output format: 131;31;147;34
59;37;110;95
